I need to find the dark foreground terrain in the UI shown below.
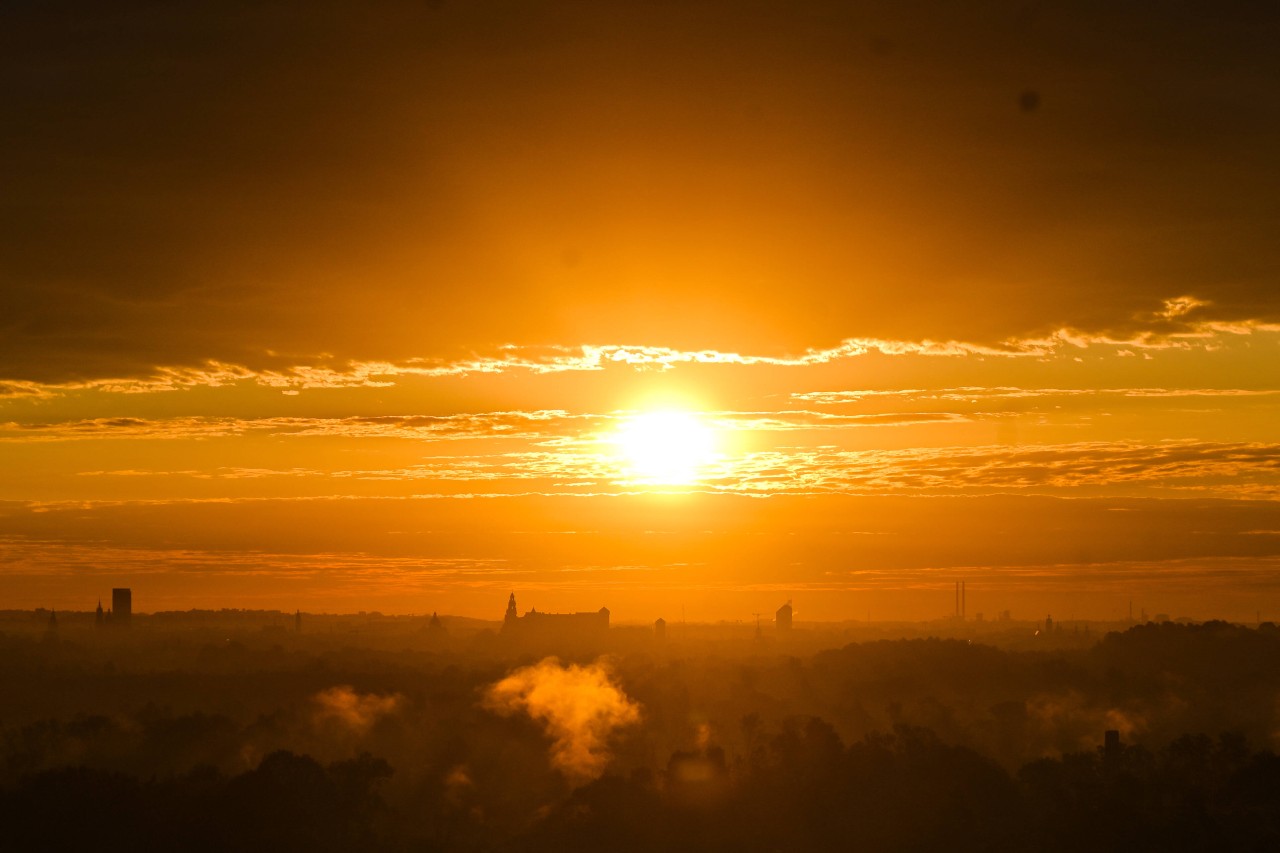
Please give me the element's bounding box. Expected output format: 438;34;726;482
2;618;1279;852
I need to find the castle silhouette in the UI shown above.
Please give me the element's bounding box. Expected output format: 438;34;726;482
501;593;609;643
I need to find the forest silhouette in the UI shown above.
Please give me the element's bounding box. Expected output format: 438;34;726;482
2;619;1279;851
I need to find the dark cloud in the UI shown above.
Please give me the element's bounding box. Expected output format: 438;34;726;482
3;1;1280;381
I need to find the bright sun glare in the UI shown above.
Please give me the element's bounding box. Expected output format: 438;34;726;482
613;410;719;485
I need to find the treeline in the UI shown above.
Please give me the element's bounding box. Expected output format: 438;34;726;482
527;724;1280;853
0;751;391;853
3;622;1280;850
3;726;1279;852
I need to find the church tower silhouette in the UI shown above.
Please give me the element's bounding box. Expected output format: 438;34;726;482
503;593;519;631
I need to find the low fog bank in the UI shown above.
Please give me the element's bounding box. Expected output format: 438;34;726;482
2;618;1279;850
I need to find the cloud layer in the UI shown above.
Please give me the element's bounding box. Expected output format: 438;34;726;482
5;4;1280;384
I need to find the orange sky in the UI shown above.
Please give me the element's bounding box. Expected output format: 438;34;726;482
3;1;1280;621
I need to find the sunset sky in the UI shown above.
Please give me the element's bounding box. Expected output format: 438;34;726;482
3;1;1279;621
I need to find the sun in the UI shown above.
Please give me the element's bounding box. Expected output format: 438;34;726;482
612;410;719;485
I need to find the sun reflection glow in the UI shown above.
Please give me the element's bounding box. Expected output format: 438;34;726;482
613;410;719;485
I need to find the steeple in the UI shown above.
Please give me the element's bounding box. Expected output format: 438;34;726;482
503;593;519;631
95;599;104;627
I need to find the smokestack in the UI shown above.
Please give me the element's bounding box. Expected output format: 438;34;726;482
955;582;959;619
962;581;966;620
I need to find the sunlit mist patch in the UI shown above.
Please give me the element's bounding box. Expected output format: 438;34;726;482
312;685;404;735
483;657;641;783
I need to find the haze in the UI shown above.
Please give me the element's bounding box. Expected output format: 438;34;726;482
3;1;1279;624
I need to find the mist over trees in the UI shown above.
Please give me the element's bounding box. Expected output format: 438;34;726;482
2;617;1279;851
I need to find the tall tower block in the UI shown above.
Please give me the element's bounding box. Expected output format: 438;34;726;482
775;600;793;632
112;588;132;626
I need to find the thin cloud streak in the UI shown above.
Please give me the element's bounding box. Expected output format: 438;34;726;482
715;441;1280;498
0;409;972;443
2;315;1278;398
794;388;1280;405
7;535;1280;603
51;440;1280;501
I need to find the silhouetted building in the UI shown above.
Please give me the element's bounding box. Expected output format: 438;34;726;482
1103;729;1122;769
420;610;449;648
95;599;104;627
428;611;447;635
655;617;666;640
1044;614;1054;634
295;609;302;633
112;588;132;626
776;601;793;632
500;593;609;642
